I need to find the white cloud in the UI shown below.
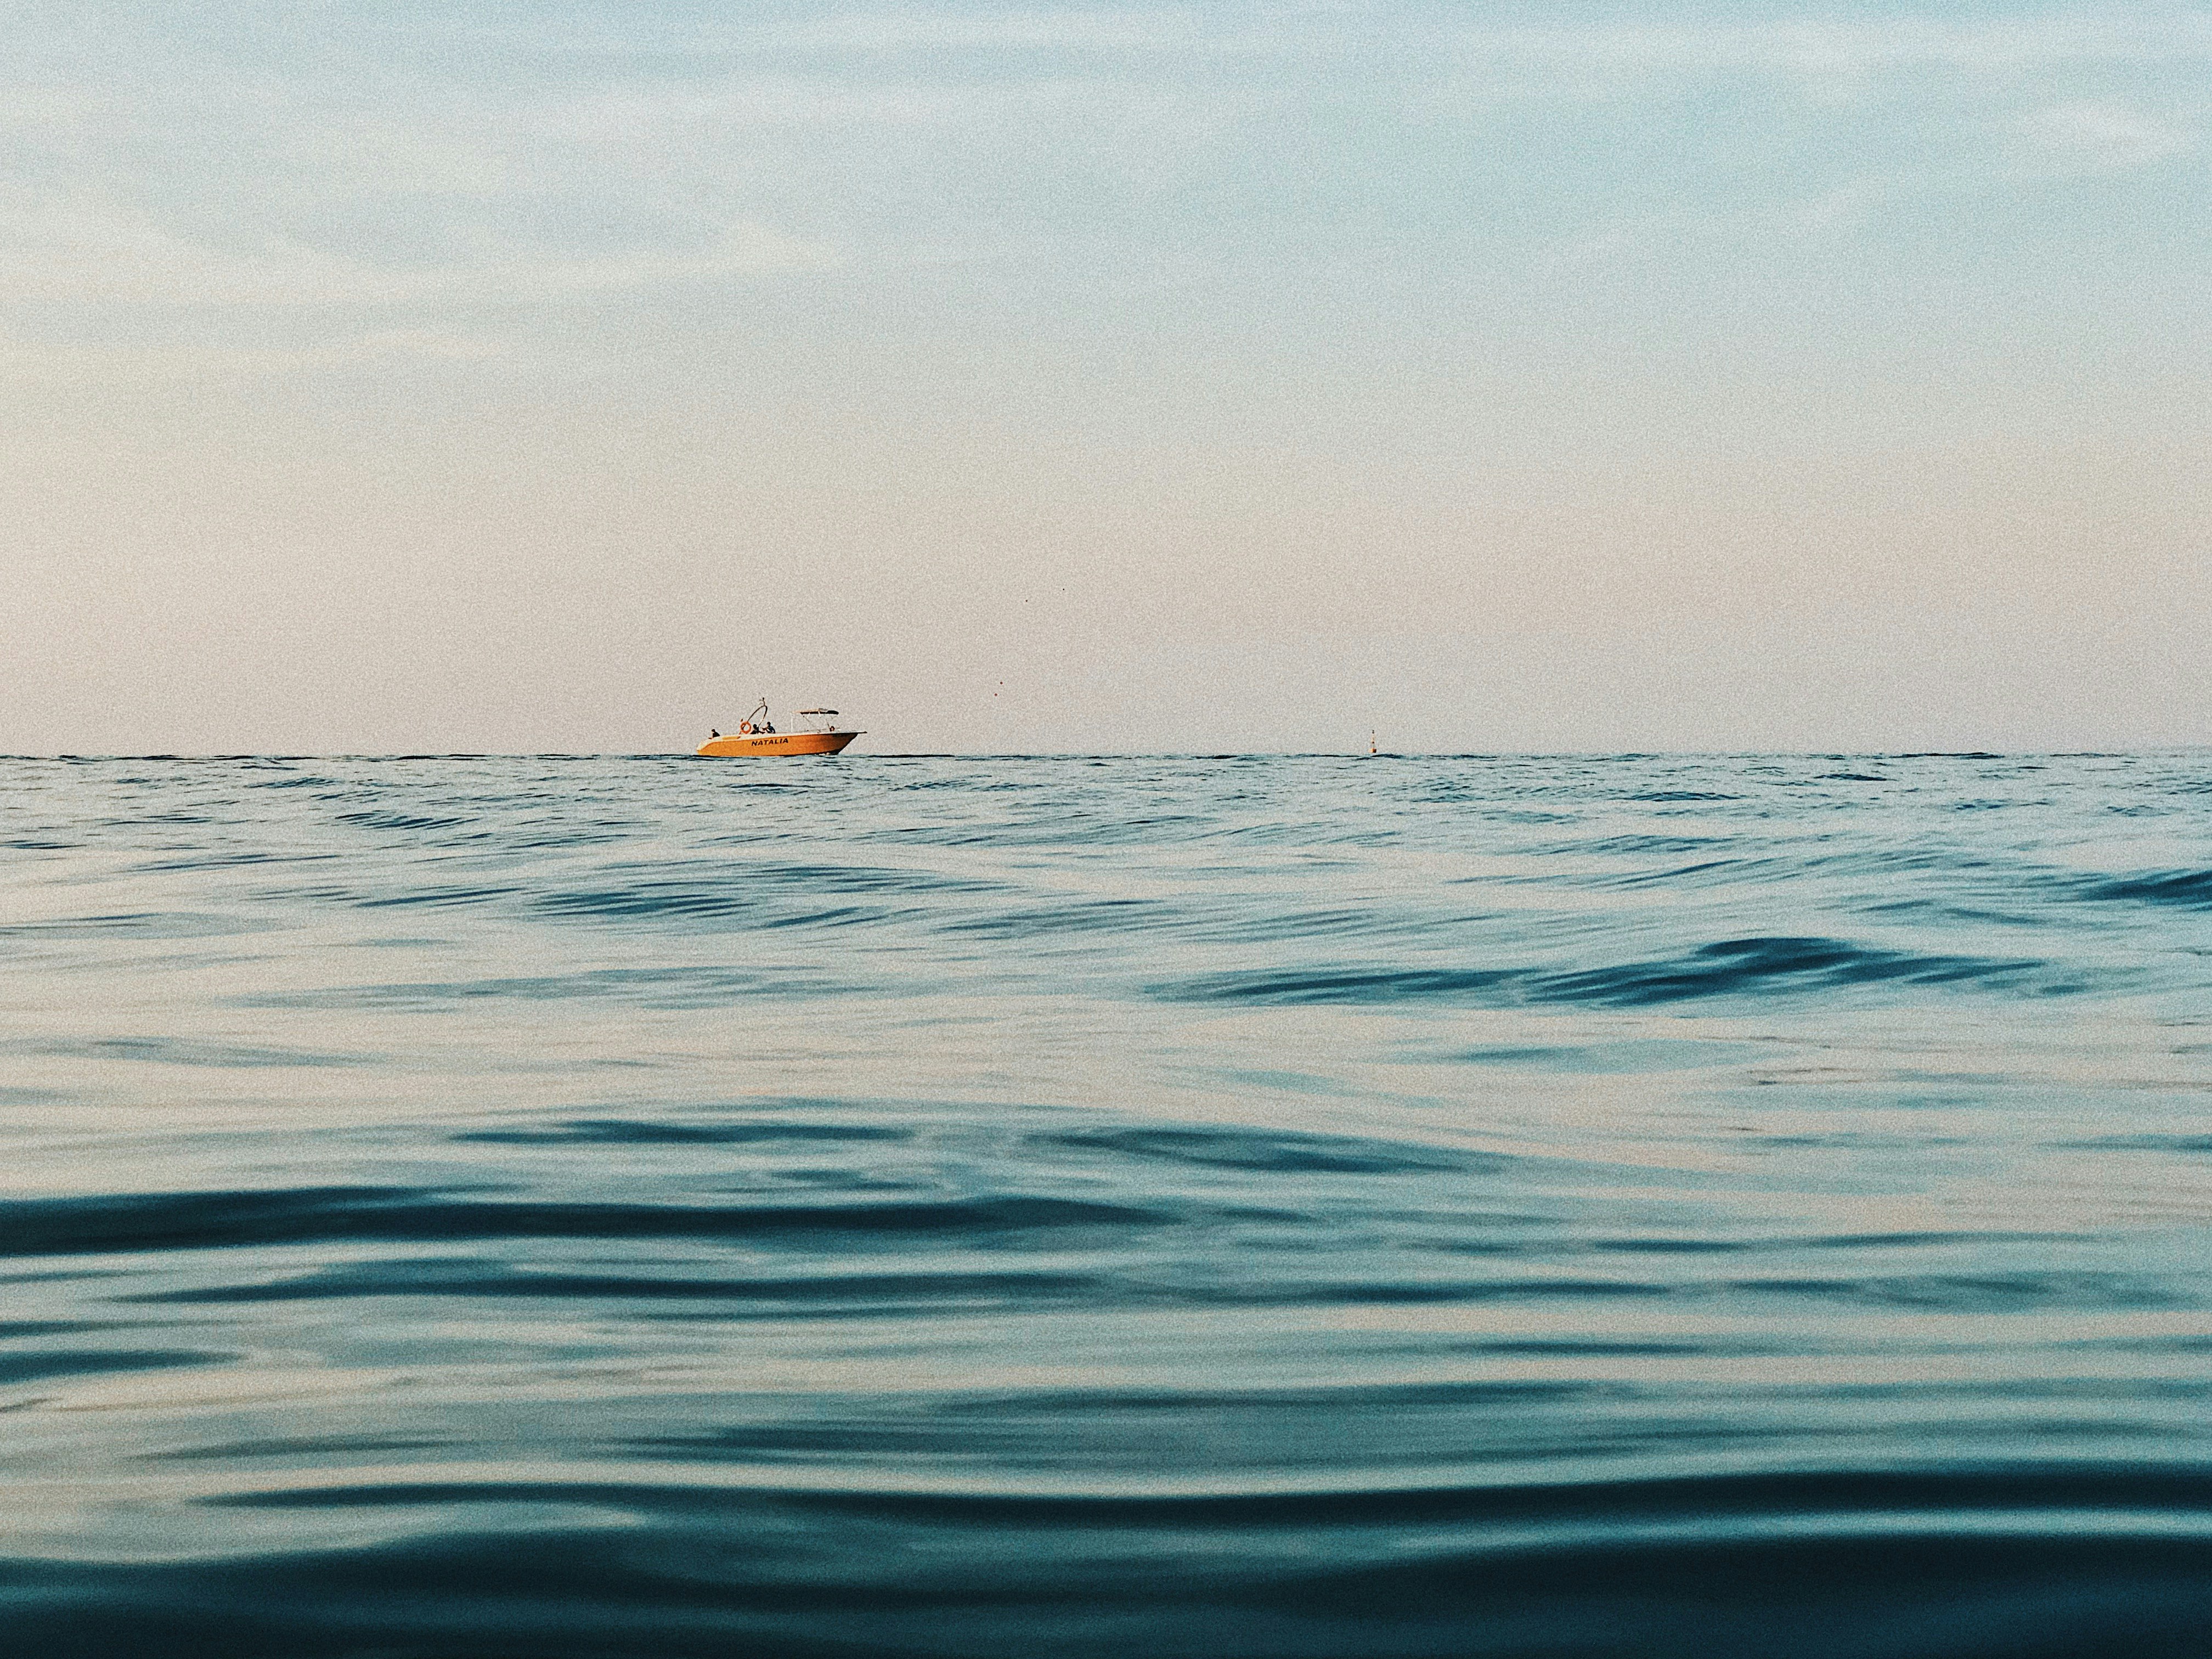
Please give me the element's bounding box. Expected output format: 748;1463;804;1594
0;324;505;385
2021;100;2200;170
1429;12;2212;108
765;5;1207;55
494;5;2212;83
0;191;835;307
3;3;2205;340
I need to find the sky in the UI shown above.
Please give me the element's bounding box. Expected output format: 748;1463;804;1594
3;0;2208;753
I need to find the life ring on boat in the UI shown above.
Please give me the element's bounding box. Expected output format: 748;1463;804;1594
737;720;754;734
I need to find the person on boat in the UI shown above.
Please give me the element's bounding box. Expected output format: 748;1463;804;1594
710;729;720;738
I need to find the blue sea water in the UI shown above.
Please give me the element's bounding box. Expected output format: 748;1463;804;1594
2;751;2209;1657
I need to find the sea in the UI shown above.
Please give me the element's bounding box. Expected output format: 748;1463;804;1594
3;751;2209;1657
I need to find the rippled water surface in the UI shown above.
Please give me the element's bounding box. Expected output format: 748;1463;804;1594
4;752;2210;1656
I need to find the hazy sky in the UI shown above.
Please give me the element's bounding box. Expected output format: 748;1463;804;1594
5;1;2207;753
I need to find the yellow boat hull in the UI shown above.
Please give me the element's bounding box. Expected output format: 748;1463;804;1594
696;730;861;758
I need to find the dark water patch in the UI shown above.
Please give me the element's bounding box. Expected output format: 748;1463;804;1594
1824;845;2003;877
940;898;1177;938
241;966;867;1011
347;882;527;911
1527;936;2050;1007
132;849;340;872
1445;1039;1764;1073
149;1435;453;1462
549;861;1002;905
0;911;268;941
137;1258;1107;1309
1013;806;1223;838
1587;1235;1752;1255
755;1463;2212;1528
1537;834;1731;855
0;1085;70;1105
1037;1124;1481;1177
0;1187;1167;1257
1859;899;2050;929
1590;856;1789;890
2079;868;2212;909
508;829;636;850
1477;1338;1708;1356
11;1470;2210;1658
533;886;761;923
751;904;914;929
2051;1135;2212;1153
128;1257;1682;1314
639;1380;1620;1461
455;1119;911;1147
1733;1272;2194;1312
1183;904;1490;944
0;1348;233;1386
1795;1231;2074;1251
5;1036;379;1069
529;874;967;926
1161;938;2049;1008
1206;1065;1346;1096
1159;965;1520;1006
333;810;479;832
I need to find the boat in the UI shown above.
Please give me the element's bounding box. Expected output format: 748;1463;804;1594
696;701;863;758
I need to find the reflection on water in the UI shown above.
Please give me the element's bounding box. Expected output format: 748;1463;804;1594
3;753;2210;1655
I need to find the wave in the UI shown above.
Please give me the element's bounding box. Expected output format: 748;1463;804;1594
0;910;269;941
0;1187;1168;1258
1159;936;2053;1008
4;1036;379;1069
346;882;527;911
9;1469;2212;1657
126;1257;1685;1313
137;1259;1110;1310
333;810;481;833
241;966;870;1010
940;898;1181;938
2078;868;2212;909
518;865;1005;929
1035;1124;1485;1176
0;1347;234;1386
130;850;340;872
453;1118;912;1147
1533;936;2049;1006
